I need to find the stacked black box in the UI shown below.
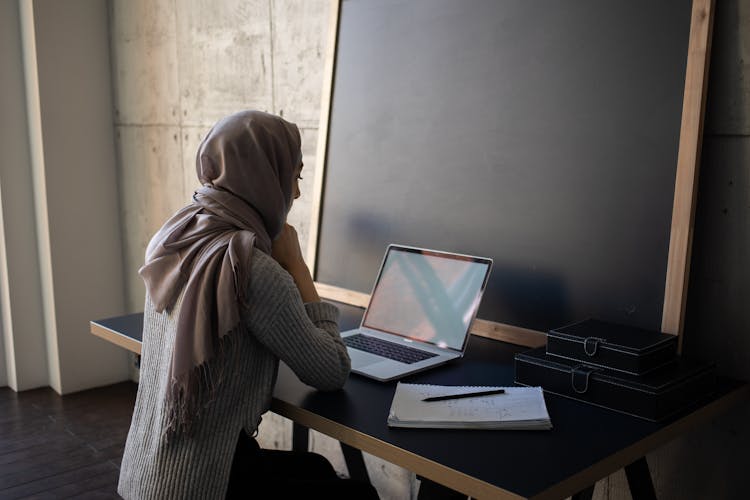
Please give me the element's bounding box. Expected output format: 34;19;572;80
514;319;716;421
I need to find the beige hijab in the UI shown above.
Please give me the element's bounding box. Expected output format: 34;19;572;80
139;110;301;434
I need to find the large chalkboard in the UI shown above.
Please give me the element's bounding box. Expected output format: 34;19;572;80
310;0;713;342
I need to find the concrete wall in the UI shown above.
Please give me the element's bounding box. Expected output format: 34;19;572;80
110;0;749;499
110;0;327;313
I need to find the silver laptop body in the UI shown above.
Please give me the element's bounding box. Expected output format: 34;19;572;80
341;244;493;382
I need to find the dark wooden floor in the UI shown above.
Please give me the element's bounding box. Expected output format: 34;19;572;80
0;382;137;499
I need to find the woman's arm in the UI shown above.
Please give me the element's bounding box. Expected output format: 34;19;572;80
244;230;350;390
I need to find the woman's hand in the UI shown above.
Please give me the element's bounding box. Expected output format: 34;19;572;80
271;224;305;271
271;224;320;303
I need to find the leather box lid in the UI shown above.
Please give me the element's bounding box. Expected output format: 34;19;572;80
548;318;676;355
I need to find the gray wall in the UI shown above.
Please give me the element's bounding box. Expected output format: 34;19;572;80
109;1;749;499
0;0;35;390
31;0;130;394
0;0;129;394
0;0;48;392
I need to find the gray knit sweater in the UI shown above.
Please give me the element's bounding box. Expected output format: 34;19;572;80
118;251;351;499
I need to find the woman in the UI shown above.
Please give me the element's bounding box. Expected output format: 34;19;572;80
118;110;379;499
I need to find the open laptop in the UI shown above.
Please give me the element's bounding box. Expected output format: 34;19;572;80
342;245;493;382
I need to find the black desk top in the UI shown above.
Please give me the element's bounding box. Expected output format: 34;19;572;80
269;303;747;499
91;303;748;500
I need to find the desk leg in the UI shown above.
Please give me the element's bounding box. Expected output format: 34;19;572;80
292;424;371;484
416;477;467;500
571;485;594;500
625;457;657;500
341;442;371;483
292;422;309;452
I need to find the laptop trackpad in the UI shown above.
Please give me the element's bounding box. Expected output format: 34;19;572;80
348;348;383;368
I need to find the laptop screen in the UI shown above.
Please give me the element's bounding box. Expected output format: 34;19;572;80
362;246;492;350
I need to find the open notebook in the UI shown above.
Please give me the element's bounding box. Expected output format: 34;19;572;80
387;383;552;430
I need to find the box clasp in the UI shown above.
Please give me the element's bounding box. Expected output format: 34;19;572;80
583;336;606;356
571;364;597;393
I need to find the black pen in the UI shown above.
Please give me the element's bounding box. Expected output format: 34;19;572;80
422;389;505;402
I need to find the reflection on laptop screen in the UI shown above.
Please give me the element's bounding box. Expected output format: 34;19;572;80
362;247;490;350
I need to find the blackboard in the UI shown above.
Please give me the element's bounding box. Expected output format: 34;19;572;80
310;0;713;342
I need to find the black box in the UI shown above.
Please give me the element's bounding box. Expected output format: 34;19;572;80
514;347;716;421
546;319;678;375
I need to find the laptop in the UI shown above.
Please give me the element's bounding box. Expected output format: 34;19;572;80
342;245;493;382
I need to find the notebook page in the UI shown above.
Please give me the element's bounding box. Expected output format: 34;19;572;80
389;383;550;423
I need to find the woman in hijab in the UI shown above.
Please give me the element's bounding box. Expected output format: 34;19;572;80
118;110;379;499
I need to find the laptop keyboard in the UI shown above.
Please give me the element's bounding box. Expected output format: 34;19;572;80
344;334;438;364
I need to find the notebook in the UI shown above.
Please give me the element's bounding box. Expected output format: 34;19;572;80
341;245;492;382
387;383;552;430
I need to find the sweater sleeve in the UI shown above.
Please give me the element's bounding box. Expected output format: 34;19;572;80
244;254;351;391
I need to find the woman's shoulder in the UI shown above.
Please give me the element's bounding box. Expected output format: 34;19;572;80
251;249;284;273
249;249;295;293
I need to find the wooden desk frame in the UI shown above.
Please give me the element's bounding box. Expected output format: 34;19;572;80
306;0;715;348
91;319;142;354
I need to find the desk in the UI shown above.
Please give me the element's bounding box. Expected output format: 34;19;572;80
91;303;747;500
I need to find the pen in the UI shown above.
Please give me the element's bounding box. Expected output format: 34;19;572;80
422;389;505;402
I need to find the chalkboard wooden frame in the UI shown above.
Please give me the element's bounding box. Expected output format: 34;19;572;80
307;0;714;348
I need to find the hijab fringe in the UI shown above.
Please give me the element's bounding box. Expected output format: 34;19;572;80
162;323;242;441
